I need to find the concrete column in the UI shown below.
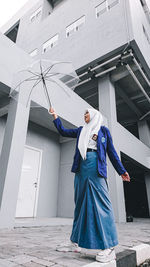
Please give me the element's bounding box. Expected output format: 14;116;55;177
98;74;126;223
138;120;150;215
138;120;150;148
0;97;30;228
145;171;150;216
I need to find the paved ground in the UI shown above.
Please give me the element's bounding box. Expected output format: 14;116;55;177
0;217;149;266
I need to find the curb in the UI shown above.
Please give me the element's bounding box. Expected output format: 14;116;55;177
83;243;150;267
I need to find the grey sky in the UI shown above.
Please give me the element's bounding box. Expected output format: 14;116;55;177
0;0;29;28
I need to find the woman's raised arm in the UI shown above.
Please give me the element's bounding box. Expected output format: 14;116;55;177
49;107;79;138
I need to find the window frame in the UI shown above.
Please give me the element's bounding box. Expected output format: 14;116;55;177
42;34;59;54
66;16;85;38
29;49;38;57
30;6;42;23
95;1;108;18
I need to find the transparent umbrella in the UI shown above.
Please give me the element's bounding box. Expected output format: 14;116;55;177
9;59;79;111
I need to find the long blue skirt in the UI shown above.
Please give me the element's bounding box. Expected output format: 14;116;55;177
70;151;119;249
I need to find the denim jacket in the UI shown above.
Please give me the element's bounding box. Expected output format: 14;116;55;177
53;117;126;178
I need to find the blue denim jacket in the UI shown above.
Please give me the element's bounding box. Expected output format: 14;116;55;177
53;117;126;178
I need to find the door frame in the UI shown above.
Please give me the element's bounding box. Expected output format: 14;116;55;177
21;145;43;218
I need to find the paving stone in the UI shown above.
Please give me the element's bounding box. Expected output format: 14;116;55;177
30;258;56;266
8;255;37;264
53;256;93;266
0;258;19;266
21;262;45;267
0;218;149;266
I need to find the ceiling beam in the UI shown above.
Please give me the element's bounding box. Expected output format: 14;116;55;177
0;96;10;118
116;85;142;117
120;117;139;126
111;65;138;82
0;105;9;118
75;78;97;95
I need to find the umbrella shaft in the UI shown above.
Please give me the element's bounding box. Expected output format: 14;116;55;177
43;81;52;108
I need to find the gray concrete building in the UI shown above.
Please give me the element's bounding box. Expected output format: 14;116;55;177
0;0;150;228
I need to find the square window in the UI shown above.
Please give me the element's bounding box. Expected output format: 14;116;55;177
30;7;42;22
108;0;119;9
42;34;59;53
96;1;107;18
29;49;38;57
66;16;85;37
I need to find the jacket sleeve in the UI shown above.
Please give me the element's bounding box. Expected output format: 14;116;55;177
106;127;127;175
53;117;78;138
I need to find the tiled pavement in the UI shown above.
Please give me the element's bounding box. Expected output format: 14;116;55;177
0;217;149;267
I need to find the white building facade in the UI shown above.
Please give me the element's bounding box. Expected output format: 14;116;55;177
0;0;149;228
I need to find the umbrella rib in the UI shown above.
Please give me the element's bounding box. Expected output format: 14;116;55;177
45;73;78;83
10;77;40;95
44;72;62;79
26;78;42;107
19;69;40;77
44;78;71;97
42;61;72;76
42;64;57;76
40;60;43;74
26;70;41;77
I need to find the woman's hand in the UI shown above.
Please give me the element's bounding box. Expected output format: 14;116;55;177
49;107;58;120
121;172;130;182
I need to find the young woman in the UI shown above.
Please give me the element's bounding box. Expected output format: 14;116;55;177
49;107;130;263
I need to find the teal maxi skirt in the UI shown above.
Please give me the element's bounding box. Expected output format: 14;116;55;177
70;151;119;249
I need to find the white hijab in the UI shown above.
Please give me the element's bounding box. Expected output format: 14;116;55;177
78;108;104;160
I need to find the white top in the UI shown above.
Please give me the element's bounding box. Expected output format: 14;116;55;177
87;133;97;150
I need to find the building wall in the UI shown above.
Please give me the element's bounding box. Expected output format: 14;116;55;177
0;116;61;218
0;0;150;223
16;0;131;69
0;32;32;89
15;0;150;74
26;121;60;217
57;139;76;217
0;0;41;34
128;0;150;69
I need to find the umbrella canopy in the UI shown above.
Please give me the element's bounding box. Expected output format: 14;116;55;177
9;59;79;111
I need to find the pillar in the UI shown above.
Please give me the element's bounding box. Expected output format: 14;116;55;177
138;120;150;148
138;120;150;215
0;96;30;228
98;74;126;222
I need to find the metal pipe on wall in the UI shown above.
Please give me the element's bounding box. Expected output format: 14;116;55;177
130;51;150;87
126;64;150;105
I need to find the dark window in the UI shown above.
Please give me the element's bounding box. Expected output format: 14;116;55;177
5;21;20;43
140;0;144;7
47;0;63;8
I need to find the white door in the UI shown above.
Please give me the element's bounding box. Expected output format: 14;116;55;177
15;146;42;218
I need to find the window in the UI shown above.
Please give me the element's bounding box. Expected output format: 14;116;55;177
142;25;150;44
95;0;119;17
29;49;38;57
48;0;63;8
42;34;59;53
96;1;107;18
30;7;42;22
66;16;85;37
5;21;20;43
108;0;119;9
